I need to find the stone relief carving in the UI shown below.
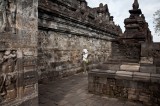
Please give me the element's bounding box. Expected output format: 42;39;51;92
0;0;17;33
0;50;17;102
121;44;140;59
112;42;141;60
149;49;160;58
38;31;51;70
39;0;122;35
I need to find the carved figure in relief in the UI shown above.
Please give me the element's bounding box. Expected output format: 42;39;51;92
0;50;17;102
8;0;17;33
0;0;16;33
0;0;7;32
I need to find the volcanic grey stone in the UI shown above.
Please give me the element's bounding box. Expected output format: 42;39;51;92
140;65;156;74
120;64;140;72
133;72;150;82
151;74;160;83
116;71;133;80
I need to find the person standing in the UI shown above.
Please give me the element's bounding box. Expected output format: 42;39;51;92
82;49;88;74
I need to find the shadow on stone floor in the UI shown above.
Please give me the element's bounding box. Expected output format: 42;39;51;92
38;73;143;106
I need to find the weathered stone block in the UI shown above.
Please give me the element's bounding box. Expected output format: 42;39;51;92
90;70;108;78
23;49;35;56
90;69;116;79
157;67;160;74
129;81;138;89
141;43;151;57
140;57;153;64
88;76;94;83
91;69;101;72
115;71;133;80
120;64;140;72
106;70;117;78
6;90;17;100
19;97;38;106
128;94;138;100
100;63;120;70
153;58;160;66
0;41;9;49
23;71;38;86
24;66;36;71
128;88;136;94
140;65;156;73
151;74;160;83
133;72;150;82
99;78;107;84
23;85;35;97
139;95;150;104
88;83;94;92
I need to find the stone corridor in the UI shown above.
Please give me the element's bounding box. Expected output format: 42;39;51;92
39;73;143;106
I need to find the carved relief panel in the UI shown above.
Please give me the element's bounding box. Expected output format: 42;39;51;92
0;50;18;103
0;0;17;33
112;42;141;61
22;56;37;97
38;31;50;70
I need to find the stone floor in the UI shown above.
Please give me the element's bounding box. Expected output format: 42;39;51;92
39;73;143;106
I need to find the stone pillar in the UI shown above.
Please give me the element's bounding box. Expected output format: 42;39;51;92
0;0;38;106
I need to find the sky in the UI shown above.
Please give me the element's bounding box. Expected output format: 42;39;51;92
86;0;160;42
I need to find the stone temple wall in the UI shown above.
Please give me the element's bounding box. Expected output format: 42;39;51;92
0;0;122;105
88;69;160;105
88;42;160;105
38;0;121;82
38;30;112;81
88;0;160;105
111;42;141;63
0;0;38;106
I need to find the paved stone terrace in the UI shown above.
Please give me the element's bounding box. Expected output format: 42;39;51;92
39;73;143;106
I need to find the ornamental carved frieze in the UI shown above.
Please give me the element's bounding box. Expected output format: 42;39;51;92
38;0;122;35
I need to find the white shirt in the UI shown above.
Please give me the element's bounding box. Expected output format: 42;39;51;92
82;49;88;62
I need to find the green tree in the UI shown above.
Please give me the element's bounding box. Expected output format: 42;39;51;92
153;9;160;36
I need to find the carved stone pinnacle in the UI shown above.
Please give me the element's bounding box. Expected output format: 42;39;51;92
133;0;139;10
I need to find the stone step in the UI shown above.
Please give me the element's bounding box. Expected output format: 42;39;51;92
98;62;157;73
120;64;140;72
139;64;156;74
133;72;150;82
98;63;120;70
107;58;139;63
89;69;160;83
116;71;133;80
157;67;160;74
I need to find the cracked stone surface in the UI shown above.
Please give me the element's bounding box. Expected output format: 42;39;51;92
39;73;143;106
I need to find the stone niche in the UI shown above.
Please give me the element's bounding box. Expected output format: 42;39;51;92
0;0;38;106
